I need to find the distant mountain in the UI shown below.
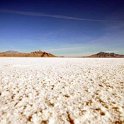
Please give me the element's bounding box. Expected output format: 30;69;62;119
30;51;55;57
0;50;55;57
1;50;21;54
88;52;124;58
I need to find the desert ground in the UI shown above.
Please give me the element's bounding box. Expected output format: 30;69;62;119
0;58;124;124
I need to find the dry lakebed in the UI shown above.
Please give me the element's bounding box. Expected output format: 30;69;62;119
0;58;124;124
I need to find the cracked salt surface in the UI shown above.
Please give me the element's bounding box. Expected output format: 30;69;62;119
0;58;124;124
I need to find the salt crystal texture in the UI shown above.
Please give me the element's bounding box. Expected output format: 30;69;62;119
0;58;124;124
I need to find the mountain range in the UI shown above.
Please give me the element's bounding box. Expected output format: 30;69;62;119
0;50;55;57
0;51;124;58
88;52;124;58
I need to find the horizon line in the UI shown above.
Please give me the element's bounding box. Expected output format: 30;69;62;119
0;49;124;56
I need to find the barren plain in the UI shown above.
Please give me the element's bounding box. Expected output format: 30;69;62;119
0;58;124;124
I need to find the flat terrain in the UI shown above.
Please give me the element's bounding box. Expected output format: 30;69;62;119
0;58;124;124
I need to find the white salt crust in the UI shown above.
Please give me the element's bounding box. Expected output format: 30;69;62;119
0;58;124;124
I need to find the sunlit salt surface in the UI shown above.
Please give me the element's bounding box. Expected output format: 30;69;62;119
0;58;124;124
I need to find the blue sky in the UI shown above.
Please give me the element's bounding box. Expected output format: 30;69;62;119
0;0;124;56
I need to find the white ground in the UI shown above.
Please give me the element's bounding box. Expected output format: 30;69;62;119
0;58;124;124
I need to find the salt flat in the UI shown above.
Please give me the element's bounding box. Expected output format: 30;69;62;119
0;58;124;124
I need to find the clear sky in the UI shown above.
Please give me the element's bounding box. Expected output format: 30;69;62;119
0;0;124;56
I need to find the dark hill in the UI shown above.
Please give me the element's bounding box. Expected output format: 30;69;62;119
88;52;124;58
